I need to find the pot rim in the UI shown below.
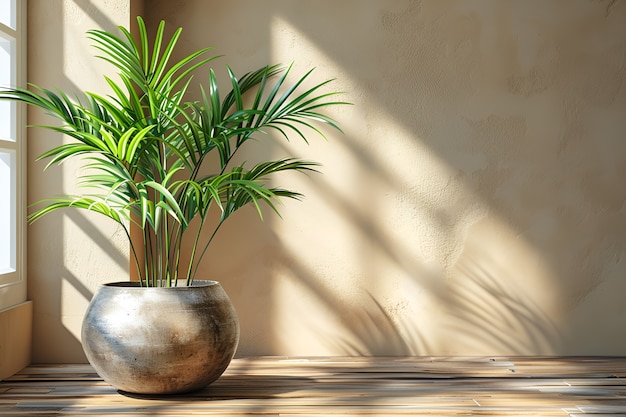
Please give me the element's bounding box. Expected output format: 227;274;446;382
102;280;219;289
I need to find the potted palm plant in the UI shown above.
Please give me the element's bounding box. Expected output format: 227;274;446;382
0;17;345;394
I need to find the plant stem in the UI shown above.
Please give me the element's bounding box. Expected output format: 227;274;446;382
189;219;225;284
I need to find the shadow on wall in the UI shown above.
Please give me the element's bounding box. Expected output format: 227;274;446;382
277;245;432;356
329;293;429;356
275;233;560;356
444;258;561;355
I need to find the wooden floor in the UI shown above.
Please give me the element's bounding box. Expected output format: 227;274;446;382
2;357;626;416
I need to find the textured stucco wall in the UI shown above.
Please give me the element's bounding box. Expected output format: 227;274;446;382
28;0;133;363
27;0;626;362
144;0;626;356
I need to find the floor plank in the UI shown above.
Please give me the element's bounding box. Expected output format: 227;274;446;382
1;357;626;415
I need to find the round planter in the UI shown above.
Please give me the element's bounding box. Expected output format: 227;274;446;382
81;280;239;394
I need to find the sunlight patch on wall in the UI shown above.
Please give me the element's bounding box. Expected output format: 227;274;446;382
62;0;124;94
269;15;489;277
65;212;129;289
61;278;88;342
266;15;563;355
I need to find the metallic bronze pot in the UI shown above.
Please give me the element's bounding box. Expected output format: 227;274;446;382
81;280;239;394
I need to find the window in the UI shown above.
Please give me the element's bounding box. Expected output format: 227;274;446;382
0;0;26;309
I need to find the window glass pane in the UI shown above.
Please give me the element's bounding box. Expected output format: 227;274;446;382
0;0;16;29
0;33;16;141
0;150;16;275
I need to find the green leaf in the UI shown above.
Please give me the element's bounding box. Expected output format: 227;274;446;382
1;17;349;286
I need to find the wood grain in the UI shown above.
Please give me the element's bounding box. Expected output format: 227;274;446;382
1;357;626;416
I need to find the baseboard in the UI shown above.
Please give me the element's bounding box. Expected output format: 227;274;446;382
0;301;32;380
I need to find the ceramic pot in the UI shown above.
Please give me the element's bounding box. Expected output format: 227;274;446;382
81;280;239;394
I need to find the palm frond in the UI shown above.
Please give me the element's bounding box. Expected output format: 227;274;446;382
0;16;348;286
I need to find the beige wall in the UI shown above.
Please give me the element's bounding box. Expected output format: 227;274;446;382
27;0;626;362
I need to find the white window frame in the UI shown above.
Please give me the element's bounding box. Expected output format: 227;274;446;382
0;0;26;310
